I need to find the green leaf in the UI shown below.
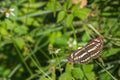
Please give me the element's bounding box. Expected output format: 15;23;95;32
0;27;9;35
85;72;95;80
73;8;90;19
45;0;61;10
49;31;62;44
82;64;95;80
57;11;66;22
72;67;84;79
3;69;11;77
54;36;68;46
63;0;72;10
5;19;15;30
59;73;72;80
81;33;91;42
66;0;72;9
26;36;34;43
14;38;25;49
82;64;94;72
49;31;68;46
14;25;28;35
66;14;74;26
71;3;81;11
102;48;120;58
66;63;73;73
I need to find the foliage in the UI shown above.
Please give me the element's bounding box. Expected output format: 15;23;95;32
0;0;120;80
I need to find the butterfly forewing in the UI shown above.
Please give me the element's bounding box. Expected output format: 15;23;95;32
67;37;103;64
85;37;103;59
67;47;91;64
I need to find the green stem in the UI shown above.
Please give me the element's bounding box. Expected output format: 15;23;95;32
87;24;102;37
30;56;52;80
95;61;117;80
13;41;33;75
71;25;78;47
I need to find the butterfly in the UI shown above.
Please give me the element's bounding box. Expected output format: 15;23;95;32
67;37;104;64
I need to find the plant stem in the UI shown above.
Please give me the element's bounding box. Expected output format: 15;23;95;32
95;61;118;80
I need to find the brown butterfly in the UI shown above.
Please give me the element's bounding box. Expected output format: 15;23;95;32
67;37;104;64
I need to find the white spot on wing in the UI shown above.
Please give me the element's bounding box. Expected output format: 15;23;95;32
96;43;100;46
80;57;90;63
74;56;79;60
71;53;74;59
86;42;95;47
87;46;97;52
74;48;84;56
91;49;101;58
78;51;88;58
94;39;100;42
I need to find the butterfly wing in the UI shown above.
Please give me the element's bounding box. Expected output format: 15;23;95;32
67;37;104;64
85;37;103;59
67;47;91;64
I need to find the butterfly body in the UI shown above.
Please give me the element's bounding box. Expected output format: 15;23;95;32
67;37;104;64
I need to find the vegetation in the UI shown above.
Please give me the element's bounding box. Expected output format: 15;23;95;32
0;0;120;80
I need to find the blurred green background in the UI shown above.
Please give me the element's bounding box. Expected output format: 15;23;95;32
0;0;120;80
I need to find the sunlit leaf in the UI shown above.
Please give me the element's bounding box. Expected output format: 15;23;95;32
14;38;25;49
57;11;66;22
59;73;72;80
0;27;9;35
66;63;73;73
14;26;28;35
66;14;74;26
82;64;94;72
49;31;62;44
85;72;95;80
72;67;84;79
73;8;90;19
3;69;11;77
